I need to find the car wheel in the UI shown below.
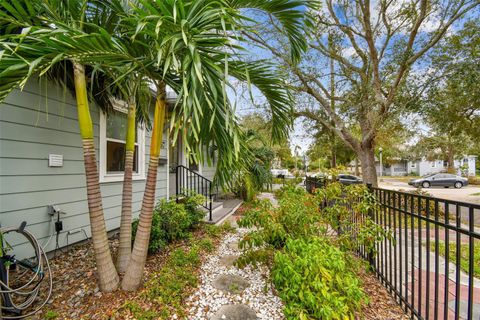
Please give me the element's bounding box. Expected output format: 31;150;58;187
422;181;430;188
454;181;463;189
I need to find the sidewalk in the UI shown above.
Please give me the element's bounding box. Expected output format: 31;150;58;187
377;228;480;319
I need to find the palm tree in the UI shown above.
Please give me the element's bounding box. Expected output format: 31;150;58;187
116;89;136;273
73;62;120;291
122;81;167;289
0;0;130;291
0;0;312;291
120;0;313;290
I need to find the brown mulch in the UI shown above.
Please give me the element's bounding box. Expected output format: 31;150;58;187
357;265;409;320
27;228;220;320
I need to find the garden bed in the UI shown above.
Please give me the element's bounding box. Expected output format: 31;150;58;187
356;263;409;319
233;186;409;320
31;224;232;320
27;194;411;320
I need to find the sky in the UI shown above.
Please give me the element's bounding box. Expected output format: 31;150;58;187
233;1;480;158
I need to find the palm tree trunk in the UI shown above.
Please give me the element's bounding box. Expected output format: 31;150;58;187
116;100;136;273
73;63;119;292
122;84;166;291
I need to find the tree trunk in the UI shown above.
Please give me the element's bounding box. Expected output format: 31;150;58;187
355;158;360;176
73;63;119;292
330;144;337;168
116;101;136;273
358;143;378;187
447;144;455;172
121;84;166;291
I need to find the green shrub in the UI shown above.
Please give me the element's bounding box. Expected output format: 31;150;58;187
272;238;367;320
314;183;391;255
237;186;323;267
132;194;206;253
468;176;480;185
183;192;208;226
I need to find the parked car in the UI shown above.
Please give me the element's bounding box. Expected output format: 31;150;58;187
338;174;363;185
271;169;289;178
408;173;468;188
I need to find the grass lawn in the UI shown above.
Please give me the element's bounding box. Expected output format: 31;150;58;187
429;240;480;278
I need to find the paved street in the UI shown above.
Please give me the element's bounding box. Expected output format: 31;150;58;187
379;178;480;226
379;178;480;204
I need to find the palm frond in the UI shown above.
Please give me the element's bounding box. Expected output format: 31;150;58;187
226;0;316;63
229;60;293;141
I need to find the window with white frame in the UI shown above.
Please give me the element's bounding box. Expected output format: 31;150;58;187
100;107;145;183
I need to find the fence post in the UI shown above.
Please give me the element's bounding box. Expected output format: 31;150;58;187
366;183;375;267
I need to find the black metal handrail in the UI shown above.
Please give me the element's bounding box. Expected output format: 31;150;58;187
175;165;215;221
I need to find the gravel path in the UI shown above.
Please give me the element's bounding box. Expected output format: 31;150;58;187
186;228;284;319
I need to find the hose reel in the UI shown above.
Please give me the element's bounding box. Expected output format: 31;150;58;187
0;222;53;319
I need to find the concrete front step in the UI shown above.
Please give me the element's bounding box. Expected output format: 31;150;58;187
203;199;243;225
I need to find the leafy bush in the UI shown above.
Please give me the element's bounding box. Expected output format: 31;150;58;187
272;238;367;320
237;186;323;267
315;183;390;255
132;194;206;253
272;177;303;185
183;192;208;225
240;187;322;247
237;185;378;318
468;176;480;185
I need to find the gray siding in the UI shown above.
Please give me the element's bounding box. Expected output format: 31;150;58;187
201;161;216;181
0;80;168;258
201;150;217;181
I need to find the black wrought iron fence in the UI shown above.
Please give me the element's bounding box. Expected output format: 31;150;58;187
307;180;480;319
305;176;326;193
358;187;480;320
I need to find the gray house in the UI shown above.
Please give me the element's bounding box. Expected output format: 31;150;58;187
349;155;477;177
406;156;477;176
0;79;223;258
372;156;477;176
374;158;408;176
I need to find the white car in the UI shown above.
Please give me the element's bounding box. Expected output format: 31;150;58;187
271;169;289;177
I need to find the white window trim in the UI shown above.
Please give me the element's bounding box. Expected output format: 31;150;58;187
99;111;146;183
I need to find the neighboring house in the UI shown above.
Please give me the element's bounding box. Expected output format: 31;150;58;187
0;80;221;258
406;156;477;177
348;155;477;177
346;157;409;176
375;158;408;176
